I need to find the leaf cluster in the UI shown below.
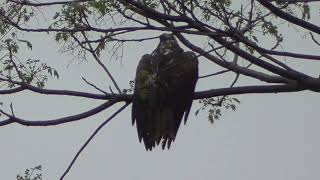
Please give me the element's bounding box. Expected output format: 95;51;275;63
0;33;59;88
196;96;240;124
16;165;42;180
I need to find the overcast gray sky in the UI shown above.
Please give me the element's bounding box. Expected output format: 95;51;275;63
1;2;320;180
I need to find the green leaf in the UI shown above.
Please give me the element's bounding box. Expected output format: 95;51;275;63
230;104;236;111
252;35;259;43
216;109;221;116
208;114;214;124
195;109;199;116
302;4;310;20
53;70;59;79
19;39;33;50
53;12;60;19
232;98;240;104
47;68;52;75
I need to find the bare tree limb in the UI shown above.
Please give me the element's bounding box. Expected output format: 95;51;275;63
0;83;309;127
269;0;320;2
59;102;129;180
0;87;25;94
199;70;230;79
256;0;320;35
0;98;120;126
82;77;108;95
194;84;305;99
7;0;91;6
310;32;320;46
176;34;291;84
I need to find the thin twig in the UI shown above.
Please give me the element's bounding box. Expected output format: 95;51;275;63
216;73;240;106
199;70;230;79
10;103;14;117
60;103;130;180
310;32;320;46
80;32;122;93
82;77;108;95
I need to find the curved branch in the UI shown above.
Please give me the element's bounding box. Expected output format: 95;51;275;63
7;0;91;6
271;0;320;2
0;119;12;126
212;34;312;81
258;48;320;61
0;10;216;36
23;84;114;99
60;102;129;180
0;87;25;94
0;83;308;127
257;0;320;35
177;34;290;84
0;79;131;100
233;31;320;61
0;98;120;126
310;32;320;46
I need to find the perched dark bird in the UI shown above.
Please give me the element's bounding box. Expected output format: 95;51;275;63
132;34;198;150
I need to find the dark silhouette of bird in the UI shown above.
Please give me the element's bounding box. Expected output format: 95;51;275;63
132;34;198;150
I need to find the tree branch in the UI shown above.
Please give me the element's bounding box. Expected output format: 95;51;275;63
82;77;108;95
177;34;291;84
199;70;230;79
0;87;25;94
0;83;308;127
194;84;305;99
20;83;128;100
59;102;129;180
257;0;320;35
7;0;91;6
0;98;120;126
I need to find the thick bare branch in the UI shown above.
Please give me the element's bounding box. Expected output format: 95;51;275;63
7;0;91;6
0;84;308;127
176;34;290;84
194;84;305;99
0;87;25;94
270;0;320;2
0;98;119;126
257;0;320;35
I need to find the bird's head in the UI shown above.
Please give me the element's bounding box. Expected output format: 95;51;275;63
159;33;175;42
156;33;182;56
